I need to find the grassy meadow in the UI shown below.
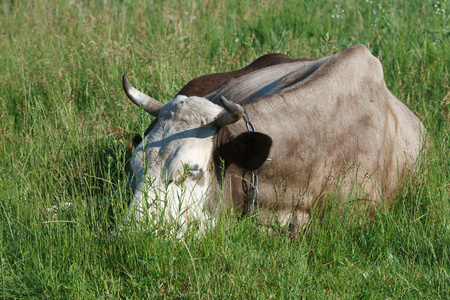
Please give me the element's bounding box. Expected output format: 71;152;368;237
1;0;449;298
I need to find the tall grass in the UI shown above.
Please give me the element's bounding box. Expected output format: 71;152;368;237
1;0;449;298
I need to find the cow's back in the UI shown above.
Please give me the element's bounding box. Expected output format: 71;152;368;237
177;53;317;98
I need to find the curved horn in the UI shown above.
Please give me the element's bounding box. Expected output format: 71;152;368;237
215;95;244;126
122;73;163;117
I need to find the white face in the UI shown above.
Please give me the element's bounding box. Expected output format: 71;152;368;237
128;95;223;232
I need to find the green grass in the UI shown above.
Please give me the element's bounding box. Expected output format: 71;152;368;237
1;0;449;298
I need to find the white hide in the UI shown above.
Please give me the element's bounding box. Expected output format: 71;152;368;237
128;95;223;232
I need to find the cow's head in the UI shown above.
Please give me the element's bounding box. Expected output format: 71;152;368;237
122;74;272;231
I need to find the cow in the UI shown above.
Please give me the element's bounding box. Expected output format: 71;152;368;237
121;44;426;233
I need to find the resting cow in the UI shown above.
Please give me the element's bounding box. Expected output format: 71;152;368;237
121;44;426;232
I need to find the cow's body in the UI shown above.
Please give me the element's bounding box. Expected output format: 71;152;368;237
123;44;426;232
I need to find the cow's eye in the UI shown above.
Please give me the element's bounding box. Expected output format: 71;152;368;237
188;164;203;179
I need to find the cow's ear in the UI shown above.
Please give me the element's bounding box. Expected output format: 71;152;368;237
225;132;272;170
133;134;142;148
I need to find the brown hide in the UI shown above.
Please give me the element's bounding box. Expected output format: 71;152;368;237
177;53;310;97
